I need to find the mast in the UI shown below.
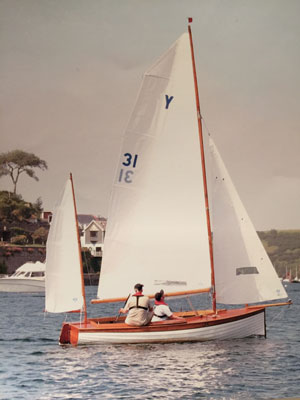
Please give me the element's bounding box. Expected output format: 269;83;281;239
188;19;217;313
70;173;88;324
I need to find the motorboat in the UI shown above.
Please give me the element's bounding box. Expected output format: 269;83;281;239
0;261;45;292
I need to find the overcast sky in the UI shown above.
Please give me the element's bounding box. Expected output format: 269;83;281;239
1;0;299;231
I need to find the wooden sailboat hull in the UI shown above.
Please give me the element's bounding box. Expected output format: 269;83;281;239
59;307;266;346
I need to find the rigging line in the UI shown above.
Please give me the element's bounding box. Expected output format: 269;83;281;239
70;173;88;325
82;249;92;286
269;305;286;323
186;295;200;316
201;115;212;137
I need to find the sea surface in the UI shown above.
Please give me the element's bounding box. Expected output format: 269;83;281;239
0;284;299;400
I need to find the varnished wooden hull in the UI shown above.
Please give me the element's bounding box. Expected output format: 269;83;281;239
59;307;266;346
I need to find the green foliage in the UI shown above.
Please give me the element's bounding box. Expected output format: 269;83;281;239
0;260;7;274
81;249;101;273
32;227;48;244
10;235;27;245
33;197;43;218
258;230;300;278
0;191;43;223
0;149;48;194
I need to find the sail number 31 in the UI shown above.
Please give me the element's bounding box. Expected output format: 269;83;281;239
118;153;138;184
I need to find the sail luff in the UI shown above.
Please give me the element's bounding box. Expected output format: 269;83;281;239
188;23;216;312
70;173;88;324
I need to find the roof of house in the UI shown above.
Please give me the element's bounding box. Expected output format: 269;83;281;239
77;214;106;227
84;220;105;232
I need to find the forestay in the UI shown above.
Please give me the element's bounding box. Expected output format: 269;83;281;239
209;138;287;304
97;33;212;301
45;179;84;313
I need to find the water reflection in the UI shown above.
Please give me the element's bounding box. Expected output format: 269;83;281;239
1;286;300;399
40;340;275;399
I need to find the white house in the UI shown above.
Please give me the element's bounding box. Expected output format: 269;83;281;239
77;215;106;257
42;212;106;257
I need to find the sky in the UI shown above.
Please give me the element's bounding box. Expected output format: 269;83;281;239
0;0;299;231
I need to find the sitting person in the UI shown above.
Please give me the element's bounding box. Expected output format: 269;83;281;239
151;290;185;322
119;283;153;326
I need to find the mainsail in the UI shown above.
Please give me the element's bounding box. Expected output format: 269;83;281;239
97;33;212;300
45;178;84;313
209;138;287;304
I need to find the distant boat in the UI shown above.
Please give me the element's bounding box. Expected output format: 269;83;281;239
283;267;292;283
292;266;300;283
45;22;290;346
0;261;45;292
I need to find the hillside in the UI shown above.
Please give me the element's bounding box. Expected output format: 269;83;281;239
1;188;299;279
258;229;300;278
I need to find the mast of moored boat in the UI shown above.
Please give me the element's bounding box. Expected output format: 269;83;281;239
188;19;217;313
70;173;88;324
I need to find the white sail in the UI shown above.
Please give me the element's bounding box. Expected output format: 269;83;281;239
45;179;84;313
97;33;212;300
209;138;287;304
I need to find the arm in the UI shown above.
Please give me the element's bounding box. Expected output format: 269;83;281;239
169;314;185;321
119;295;132;314
165;305;185;321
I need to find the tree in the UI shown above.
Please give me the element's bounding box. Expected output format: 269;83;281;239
0;150;48;194
32;227;48;245
0;191;44;223
11;234;27;245
33;197;43;219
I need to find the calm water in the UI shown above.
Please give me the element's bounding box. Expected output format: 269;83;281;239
0;285;299;400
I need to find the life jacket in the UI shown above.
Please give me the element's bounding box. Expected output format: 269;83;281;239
153;312;167;319
128;294;149;311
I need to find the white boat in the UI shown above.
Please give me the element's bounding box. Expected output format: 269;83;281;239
0;261;45;292
292;266;300;283
45;21;290;346
282;266;292;283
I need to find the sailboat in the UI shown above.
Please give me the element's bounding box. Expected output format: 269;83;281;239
45;22;290;346
292;267;300;283
283;266;292;283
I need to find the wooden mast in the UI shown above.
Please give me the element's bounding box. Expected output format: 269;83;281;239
70;173;88;324
188;19;217;313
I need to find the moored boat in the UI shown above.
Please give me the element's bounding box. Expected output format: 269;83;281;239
292;266;300;283
0;261;45;293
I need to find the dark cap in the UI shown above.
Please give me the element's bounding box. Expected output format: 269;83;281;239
154;289;164;301
134;283;144;291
